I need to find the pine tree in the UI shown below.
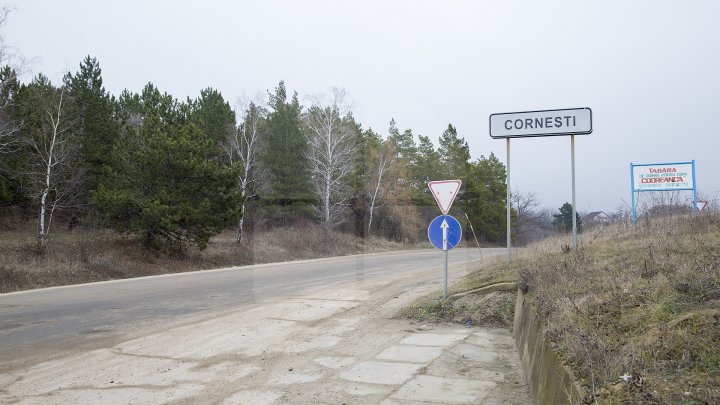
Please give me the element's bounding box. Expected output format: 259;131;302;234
412;134;441;207
65;56;118;205
387;119;417;162
94;84;241;250
553;202;582;233
261;81;313;225
438;124;470;179
462;153;510;243
190;88;235;145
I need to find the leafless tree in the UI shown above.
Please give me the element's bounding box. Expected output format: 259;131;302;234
0;6;28;155
303;88;358;228
224;95;267;241
22;78;84;248
511;188;545;245
365;139;395;238
510;189;553;244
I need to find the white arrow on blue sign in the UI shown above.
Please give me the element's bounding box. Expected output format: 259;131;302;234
428;215;462;251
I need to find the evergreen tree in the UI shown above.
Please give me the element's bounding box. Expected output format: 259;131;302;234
190;88;235;146
553;202;582;233
261;81;313;225
94;84;241;250
65;56;118;205
346;122;371;236
462;153;510;243
0;66;22;205
438;124;470;179
387;119;417;162
411;134;440;207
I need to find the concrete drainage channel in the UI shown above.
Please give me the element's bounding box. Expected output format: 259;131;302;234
513;289;585;404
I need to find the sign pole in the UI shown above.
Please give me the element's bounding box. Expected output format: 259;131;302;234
630;163;637;223
506;138;511;262
571;134;577;251
692;160;697;213
444;249;448;299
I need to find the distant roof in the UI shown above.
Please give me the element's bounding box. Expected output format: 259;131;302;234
582;211;610;223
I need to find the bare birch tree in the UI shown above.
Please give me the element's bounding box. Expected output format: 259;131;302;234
365;140;395;238
224;96;266;241
22;77;83;248
303;88;358;228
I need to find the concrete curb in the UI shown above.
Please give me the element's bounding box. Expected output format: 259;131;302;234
449;282;518;299
513;289;586;404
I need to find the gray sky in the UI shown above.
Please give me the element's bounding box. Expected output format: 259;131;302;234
7;0;720;213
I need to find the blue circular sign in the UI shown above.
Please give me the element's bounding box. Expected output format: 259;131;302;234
427;215;462;251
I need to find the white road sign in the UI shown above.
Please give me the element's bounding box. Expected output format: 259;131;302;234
428;180;461;214
632;163;694;191
490;108;592;138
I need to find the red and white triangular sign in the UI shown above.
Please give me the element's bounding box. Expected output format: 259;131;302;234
428;180;462;214
696;201;708;212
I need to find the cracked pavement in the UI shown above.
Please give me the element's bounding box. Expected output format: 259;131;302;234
0;249;528;404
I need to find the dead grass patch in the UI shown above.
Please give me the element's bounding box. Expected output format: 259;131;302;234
0;222;419;293
398;212;720;404
519;213;720;404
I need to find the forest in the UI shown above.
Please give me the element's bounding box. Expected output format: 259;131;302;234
0;54;518;251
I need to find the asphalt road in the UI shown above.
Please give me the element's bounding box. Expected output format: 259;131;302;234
0;248;505;367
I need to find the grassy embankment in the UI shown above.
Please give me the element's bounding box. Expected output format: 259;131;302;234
0;221;416;293
398;213;720;404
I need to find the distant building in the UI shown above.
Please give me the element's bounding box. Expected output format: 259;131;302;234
582;211;611;227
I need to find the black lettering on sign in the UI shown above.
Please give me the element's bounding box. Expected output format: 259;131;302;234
534;118;543;128
545;117;552;128
514;119;523;129
564;116;572;126
525;118;533;129
555;117;562;128
505;120;512;130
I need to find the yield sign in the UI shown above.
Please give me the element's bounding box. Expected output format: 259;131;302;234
428;180;462;214
696;201;708;212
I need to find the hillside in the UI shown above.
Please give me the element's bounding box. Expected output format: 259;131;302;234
399;212;720;404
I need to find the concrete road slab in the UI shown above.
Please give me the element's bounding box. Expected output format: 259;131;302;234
220;389;281;405
339;360;423;385
451;343;499;363
313;355;356;369
391;374;496;403
375;345;444;363
399;332;467;347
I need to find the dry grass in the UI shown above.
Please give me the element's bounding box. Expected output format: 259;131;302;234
398;211;720;404
396;254;518;328
0;222;417;293
521;213;720;404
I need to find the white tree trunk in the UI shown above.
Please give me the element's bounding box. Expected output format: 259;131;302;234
367;151;389;238
38;87;64;248
304;88;358;229
224;98;266;242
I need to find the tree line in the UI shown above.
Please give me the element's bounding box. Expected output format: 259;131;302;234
0;57;512;250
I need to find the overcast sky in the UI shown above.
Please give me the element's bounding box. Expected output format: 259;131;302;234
6;1;720;213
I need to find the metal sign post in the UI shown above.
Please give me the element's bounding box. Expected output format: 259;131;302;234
428;215;462;298
427;180;462;299
490;107;592;253
571;135;577;250
506;138;511;262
